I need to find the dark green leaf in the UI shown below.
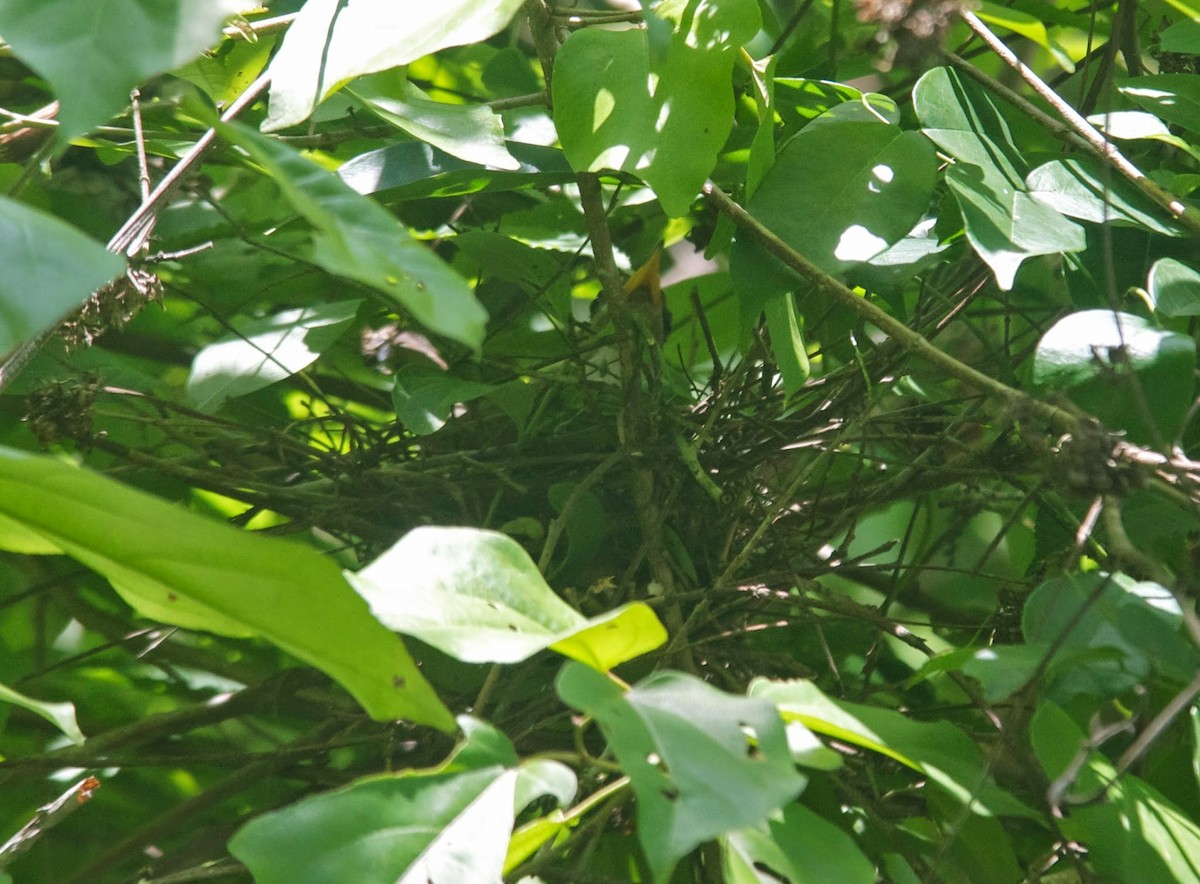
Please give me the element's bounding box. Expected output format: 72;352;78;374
946;163;1085;290
723;802;875;884
0;197;125;356
0;0;249;141
0;682;84;745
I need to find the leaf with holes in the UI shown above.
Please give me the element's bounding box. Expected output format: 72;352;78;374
557;664;806;884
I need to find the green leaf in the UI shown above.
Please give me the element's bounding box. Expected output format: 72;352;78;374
230;717;576;884
186;299;362;411
219;122;487;349
946;163;1086;290
0;0;250;141
723;803;875;884
1026;158;1186;236
1030;309;1196;442
1087;110;1200;160
348;81;520;170
731;119;937;313
0;197;125;356
750;678;1034;818
1161;20;1200;55
1120;74;1200;136
0;447;453;729
976;2;1074;71
764;294;810;400
347;527;667;669
1148;258;1200;317
0;682;84;745
392;365;493;436
338;141;574;201
552;0;761;216
1033;702;1200;882
1023;572;1198;686
556;664;806;884
913;66;1027;190
263;0;527;131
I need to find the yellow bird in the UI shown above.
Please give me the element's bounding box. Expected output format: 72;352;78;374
623;246;670;344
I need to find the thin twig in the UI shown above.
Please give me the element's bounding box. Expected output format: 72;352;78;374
0;777;101;871
959;10;1200;237
0;72;271;394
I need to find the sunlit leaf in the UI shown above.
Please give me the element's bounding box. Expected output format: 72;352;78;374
263;0;526;131
750;678;1034;817
230;717;576;884
186;299;361;411
557;664;806;884
0;447;454;729
1148;258;1200;317
349;81;520;170
1027;158;1186;236
348;527;667;669
338;141;574;201
1120;74;1200;136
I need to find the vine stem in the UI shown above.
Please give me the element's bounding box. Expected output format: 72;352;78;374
958;10;1200;238
701;181;1077;433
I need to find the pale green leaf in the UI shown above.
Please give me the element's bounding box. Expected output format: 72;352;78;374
1030;310;1196;442
0;447;454;729
1120;74;1200;136
0;682;85;745
0;196;125;356
0;0;252;141
263;0;526;131
1027;158;1189;235
186;299;362;411
557;665;806;884
1149;258;1200;317
350;82;520;170
231;718;575;884
750;678;1034;818
348;527;666;669
219;122;487;349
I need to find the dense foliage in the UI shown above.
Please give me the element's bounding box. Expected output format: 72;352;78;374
1;0;1200;880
